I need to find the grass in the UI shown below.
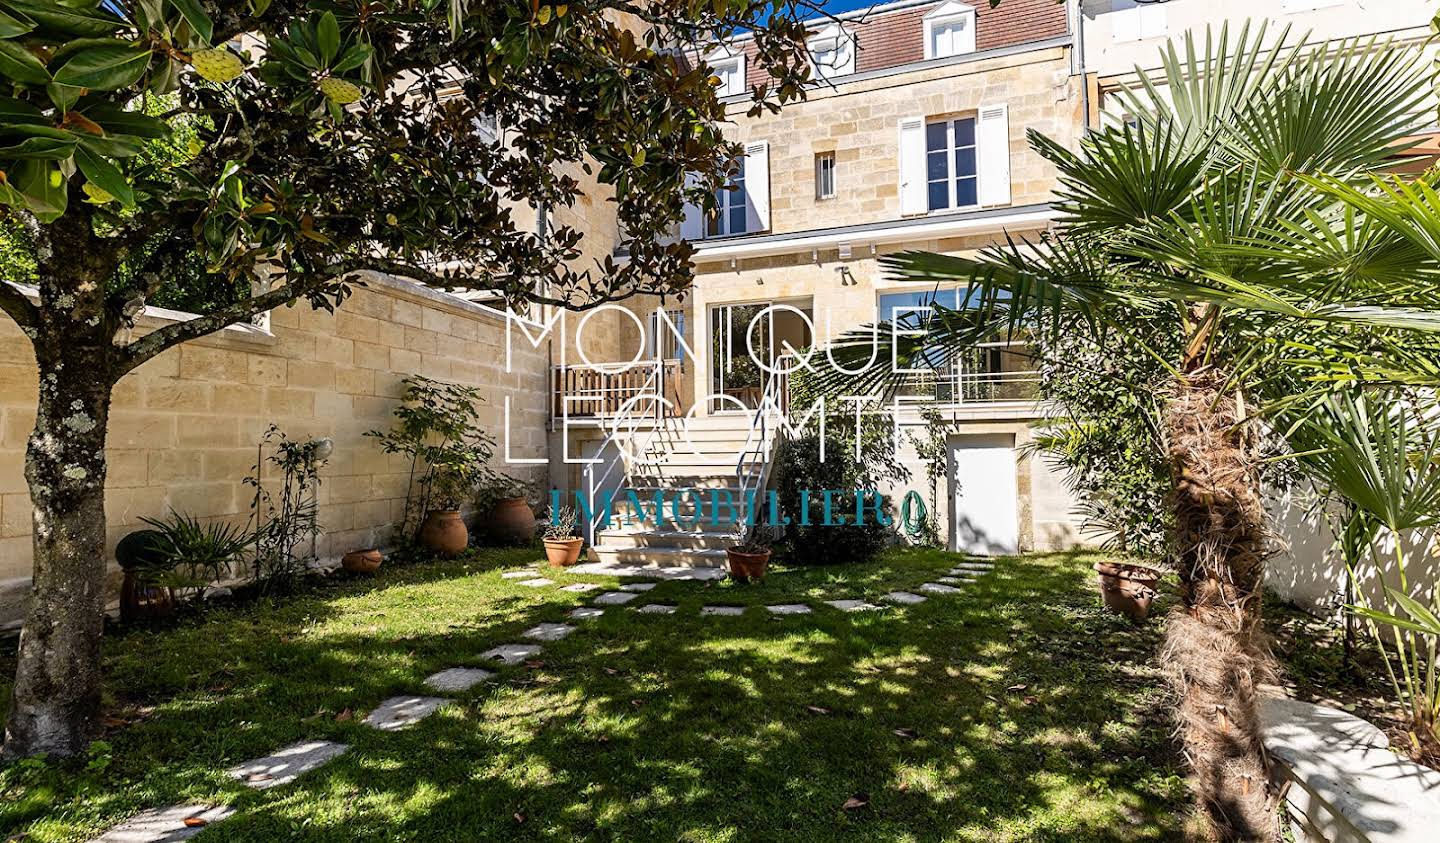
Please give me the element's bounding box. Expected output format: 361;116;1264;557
0;548;1191;841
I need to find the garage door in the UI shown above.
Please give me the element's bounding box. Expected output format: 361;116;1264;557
948;433;1019;555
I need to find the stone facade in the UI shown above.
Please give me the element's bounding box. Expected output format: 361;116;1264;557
0;273;550;623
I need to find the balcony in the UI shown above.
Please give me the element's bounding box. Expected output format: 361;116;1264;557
550;360;682;422
894;341;1040;406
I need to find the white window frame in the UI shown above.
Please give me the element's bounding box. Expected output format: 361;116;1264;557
706;47;746;98
807;23;856;80
815;152;836;200
925;116;979;214
923;1;977;61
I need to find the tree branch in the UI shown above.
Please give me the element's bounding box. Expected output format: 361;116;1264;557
0;281;39;329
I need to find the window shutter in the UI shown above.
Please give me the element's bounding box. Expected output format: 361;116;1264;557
897;116;926;216
680;173;703;241
744;140;770;233
1112;0;1139;42
977;104;1011;207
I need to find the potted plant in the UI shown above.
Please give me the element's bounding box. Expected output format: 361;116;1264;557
726;523;772;583
342;548;383;574
542;507;584;567
117;512;250;621
115;528;175;623
418;452;485;556
1093;560;1163;621
484;479;536;545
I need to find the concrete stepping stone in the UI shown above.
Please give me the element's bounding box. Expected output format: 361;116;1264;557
950;564;992;572
518;577;555;587
700;605;745;616
568;607;605;619
424;667;494;693
559;583;601;593
620;582;657;592
362;696;450;731
883;591;927;605
937;576;962;584
919;582;962;595
228;740;349;789
636;603;677;614
482;643;543;665
93;804;237;842
501;570;537;579
824;599;881;612
765;604;812;615
523;622;577;641
594;591;638;606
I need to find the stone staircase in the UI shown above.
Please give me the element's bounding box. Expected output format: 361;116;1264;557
588;413;776;568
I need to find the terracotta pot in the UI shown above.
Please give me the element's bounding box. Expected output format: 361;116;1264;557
543;537;584;567
342;548;383;575
488;496;536;545
1094;561;1162;621
119;571;175;623
420;510;469;557
726;547;771;583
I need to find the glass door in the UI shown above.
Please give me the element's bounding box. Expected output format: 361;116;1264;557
708;301;812;413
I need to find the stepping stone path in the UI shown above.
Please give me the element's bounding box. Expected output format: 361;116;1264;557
424;667;494;692
501;570;537;579
620;582;657;592
518;577;555;587
883;591;927;605
766;604;812;615
523;623;577;641
938;576;961;584
636;603;677;614
825;599;881;612
363;696;450;731
919;582;962;595
560;583;601;593
594;591;638;606
228;740;350;790
483;643;543;665
568;607;605;619
701;605;746;616
92;804;237;842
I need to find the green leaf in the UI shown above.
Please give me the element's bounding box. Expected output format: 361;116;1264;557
0;135;77;160
47;82;81;113
165;0;212;44
11;159;67;223
332;43;372;74
0;40;52;85
81;103;168;139
74;145;133;207
2;1;123;38
54;44;153;90
0;95;46;125
0;7;35;38
316;11;340;66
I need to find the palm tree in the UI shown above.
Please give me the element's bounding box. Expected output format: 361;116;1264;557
824;24;1440;839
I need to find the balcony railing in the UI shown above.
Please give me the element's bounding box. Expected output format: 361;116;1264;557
551;360;680;421
895;342;1039;405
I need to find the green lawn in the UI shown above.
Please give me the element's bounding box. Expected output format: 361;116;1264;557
0;548;1190;841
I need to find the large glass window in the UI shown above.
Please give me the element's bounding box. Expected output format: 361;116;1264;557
708;169;747;237
926;117;977;212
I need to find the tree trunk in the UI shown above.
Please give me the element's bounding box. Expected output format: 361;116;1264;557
1159;368;1277;841
2;340;115;760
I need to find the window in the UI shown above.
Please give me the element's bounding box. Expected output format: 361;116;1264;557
709;168;748;237
924;2;977;60
926;117;977;212
707;48;746;98
815;152;836;200
1111;0;1167;42
648;309;686;360
808;24;855;80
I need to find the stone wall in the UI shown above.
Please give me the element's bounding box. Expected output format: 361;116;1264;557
0;272;550;623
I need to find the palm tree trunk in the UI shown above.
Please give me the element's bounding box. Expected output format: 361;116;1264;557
1159;368;1277;841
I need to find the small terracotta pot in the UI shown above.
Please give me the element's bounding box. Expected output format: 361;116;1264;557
420;510;469;557
1094;561;1162;621
488;497;536;545
119;571;175;623
342;548;383;575
726;547;771;583
543;537;584;567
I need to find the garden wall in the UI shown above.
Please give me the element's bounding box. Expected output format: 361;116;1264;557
0;272;551;625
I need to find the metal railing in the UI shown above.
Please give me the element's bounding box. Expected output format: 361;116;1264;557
732;355;790;538
576;362;675;545
552;360;680;422
895;342;1039;405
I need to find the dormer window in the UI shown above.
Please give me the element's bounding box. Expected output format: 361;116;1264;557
924;2;977;61
808;23;856;80
706;46;746;98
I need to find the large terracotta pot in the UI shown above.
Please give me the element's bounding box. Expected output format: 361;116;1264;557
488;496;536;545
1094;561;1162;621
120;571;175;623
342;548;383;574
543;537;584;567
726;547;771;583
420;510;469;557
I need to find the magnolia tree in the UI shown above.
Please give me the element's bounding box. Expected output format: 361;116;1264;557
0;0;817;759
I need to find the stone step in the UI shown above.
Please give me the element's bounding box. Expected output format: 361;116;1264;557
595;529;735;550
627;458;765;475
588;544;728;567
616;476;748;491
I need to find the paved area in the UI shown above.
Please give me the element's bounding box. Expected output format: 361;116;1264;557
424;667;494;692
362;697;450;731
228;741;350;789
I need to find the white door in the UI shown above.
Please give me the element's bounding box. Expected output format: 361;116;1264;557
948;434;1019;555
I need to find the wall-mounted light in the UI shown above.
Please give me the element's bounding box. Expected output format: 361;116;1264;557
836;266;857;286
